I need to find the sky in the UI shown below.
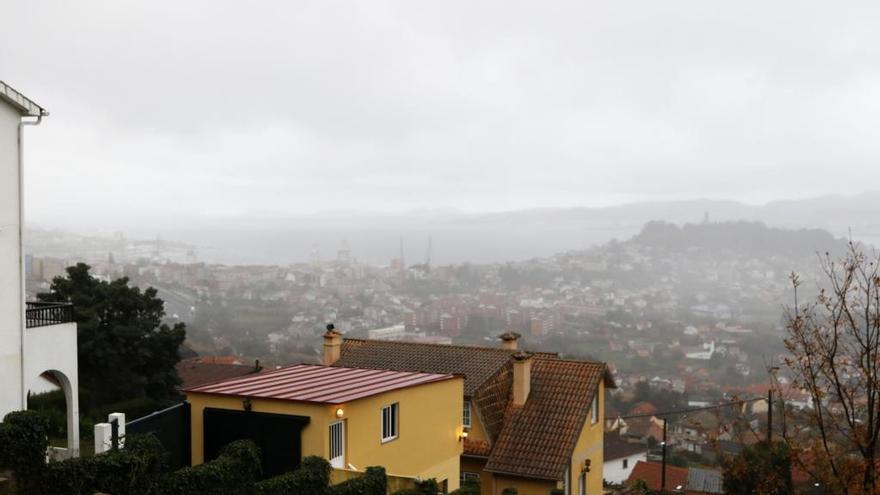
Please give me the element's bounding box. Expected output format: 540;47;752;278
3;0;880;228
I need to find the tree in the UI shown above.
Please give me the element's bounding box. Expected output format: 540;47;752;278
782;243;880;494
38;263;186;408
722;441;792;495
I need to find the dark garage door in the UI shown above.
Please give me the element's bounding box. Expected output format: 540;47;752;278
203;407;310;478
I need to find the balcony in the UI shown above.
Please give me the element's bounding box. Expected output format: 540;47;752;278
26;301;74;328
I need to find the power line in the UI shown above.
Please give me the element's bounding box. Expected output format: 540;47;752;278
616;397;765;420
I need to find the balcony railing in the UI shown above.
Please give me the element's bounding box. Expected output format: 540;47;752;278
26;301;74;328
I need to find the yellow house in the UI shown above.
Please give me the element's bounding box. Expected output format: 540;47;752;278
184;361;464;490
331;331;616;495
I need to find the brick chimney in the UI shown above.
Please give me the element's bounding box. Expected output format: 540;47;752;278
499;331;521;351
322;324;342;365
512;351;532;406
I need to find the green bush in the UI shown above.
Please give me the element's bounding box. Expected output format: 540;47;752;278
42;434;167;495
392;477;439;495
329;466;387;495
450;478;480;495
254;455;331;495
0;410;51;495
501;488;518;495
160;440;261;495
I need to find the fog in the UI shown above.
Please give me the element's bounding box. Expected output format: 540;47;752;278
4;0;880;260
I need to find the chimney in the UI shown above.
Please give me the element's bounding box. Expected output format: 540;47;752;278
499;331;521;351
512;351;532;406
322;324;342;365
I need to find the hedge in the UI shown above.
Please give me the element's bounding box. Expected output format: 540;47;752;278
329;466;387;495
392;478;439;495
159;440;261;495
41;435;166;495
0;411;51;495
254;456;331;495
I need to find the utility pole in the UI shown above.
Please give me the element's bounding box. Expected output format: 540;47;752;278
661;417;668;491
767;388;773;442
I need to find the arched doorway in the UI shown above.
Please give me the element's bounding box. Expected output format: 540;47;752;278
27;369;79;459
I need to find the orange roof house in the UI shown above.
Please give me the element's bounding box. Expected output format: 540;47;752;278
328;330;615;495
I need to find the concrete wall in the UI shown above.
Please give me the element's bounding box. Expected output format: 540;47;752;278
187;375;464;489
0;99;24;419
23;322;80;456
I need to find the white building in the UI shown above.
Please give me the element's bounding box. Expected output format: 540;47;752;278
603;433;648;485
0;81;80;457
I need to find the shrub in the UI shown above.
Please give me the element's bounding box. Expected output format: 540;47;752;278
501;488;518;495
0;411;51;495
392;477;439;495
160;440;261;495
450;478;480;495
254;456;331;495
329;466;387;495
42;434;167;495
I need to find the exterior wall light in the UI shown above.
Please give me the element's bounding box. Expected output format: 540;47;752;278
459;430;468;442
335;408;344;418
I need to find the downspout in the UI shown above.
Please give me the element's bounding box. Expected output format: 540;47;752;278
18;112;44;409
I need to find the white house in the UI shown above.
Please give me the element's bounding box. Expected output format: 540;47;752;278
603;433;648;485
0;81;80;457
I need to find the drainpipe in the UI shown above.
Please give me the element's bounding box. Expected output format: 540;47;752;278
19;112;44;409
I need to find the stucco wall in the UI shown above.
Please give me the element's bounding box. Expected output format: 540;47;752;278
0;100;23;419
187;375;463;488
568;381;605;495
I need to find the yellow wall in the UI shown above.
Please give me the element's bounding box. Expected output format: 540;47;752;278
491;474;556;495
467;400;489;442
568;381;605;495
187;376;463;489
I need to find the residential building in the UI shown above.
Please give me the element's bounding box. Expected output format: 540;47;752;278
184;362;464;488
625;461;723;494
603;433;648;485
0;81;80;456
328;330;615;495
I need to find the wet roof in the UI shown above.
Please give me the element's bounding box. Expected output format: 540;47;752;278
184;363;455;404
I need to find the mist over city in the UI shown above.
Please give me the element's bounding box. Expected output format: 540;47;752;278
4;1;880;494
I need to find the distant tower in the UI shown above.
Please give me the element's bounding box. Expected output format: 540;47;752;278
186;248;197;264
703;211;710;224
425;235;432;272
337;240;351;266
310;244;321;267
399;236;405;274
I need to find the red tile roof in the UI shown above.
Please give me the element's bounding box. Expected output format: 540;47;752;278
175;357;260;390
627;461;689;492
484;357;607;480
335;338;556;396
463;439;492;457
185;363;455;404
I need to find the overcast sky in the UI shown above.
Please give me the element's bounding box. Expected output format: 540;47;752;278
3;0;880;228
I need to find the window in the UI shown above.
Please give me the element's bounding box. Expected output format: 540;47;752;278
329;421;345;468
460;471;480;484
463;401;471;428
590;395;599;424
622;458;628;469
381;403;398;442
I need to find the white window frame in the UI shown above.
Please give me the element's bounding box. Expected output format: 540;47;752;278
329;420;345;468
381;403;399;443
590;395;599;425
463;401;472;428
460;471;480;483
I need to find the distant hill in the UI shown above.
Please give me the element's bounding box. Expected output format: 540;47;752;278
630;220;849;258
31;192;880;265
